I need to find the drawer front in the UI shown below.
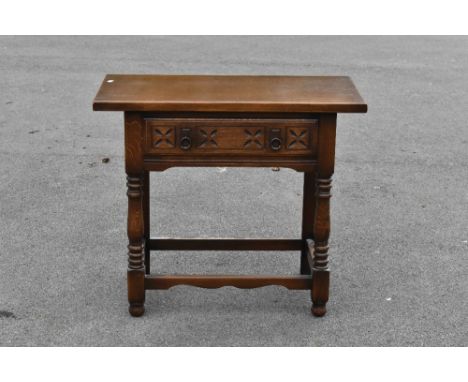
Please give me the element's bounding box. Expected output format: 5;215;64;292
144;118;318;156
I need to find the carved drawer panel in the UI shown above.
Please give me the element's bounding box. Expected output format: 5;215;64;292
144;118;318;156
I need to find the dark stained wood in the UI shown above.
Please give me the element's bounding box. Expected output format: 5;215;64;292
143;156;317;172
93;75;367;113
306;240;315;272
93;75;367;317
143;171;150;275
145;274;312;290
125;112;146;317
141;113;319;172
300;171;316;275
149;238;304;251
311;114;336;317
144;117;318;156
142;111;319;119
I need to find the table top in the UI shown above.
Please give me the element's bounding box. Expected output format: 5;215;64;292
93;74;367;113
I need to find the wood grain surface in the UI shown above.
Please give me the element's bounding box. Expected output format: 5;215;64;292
93;74;367;113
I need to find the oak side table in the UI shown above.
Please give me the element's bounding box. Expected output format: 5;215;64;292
93;75;367;317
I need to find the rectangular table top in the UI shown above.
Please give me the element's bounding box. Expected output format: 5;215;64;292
93;74;367;113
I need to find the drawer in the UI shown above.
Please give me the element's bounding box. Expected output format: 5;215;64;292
144;118;318;156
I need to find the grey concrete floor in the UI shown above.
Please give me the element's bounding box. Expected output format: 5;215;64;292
0;36;467;346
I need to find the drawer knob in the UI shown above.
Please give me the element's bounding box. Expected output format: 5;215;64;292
180;136;192;150
270;137;282;151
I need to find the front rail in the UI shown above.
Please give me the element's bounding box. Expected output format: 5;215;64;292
145;274;312;290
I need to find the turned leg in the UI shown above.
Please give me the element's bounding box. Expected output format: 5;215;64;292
125;112;145;317
143;171;150;275
300;171;316;275
311;177;332;317
311;113;336;317
124;112;146;317
127;174;146;317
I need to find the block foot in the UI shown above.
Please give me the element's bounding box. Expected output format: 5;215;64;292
129;303;145;317
311;304;327;317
